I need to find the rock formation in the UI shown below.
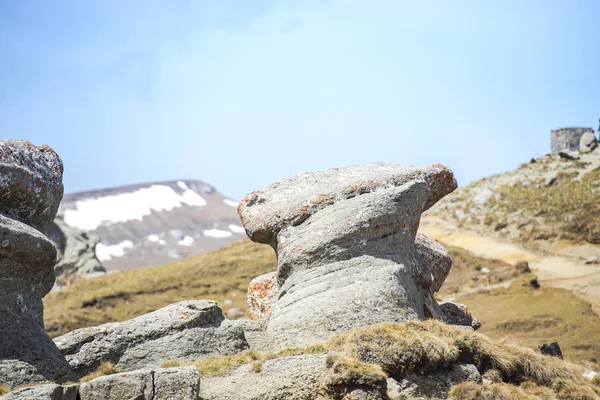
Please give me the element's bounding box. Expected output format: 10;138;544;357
49;214;105;276
238;163;459;350
0;140;77;386
550;127;594;155
54;300;248;377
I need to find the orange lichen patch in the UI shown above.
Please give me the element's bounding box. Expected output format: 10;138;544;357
247;271;278;320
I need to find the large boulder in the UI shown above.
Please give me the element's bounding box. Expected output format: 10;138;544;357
238;163;458;350
54;300;248;377
0;384;78;400
0;140;77;387
48;214;105;276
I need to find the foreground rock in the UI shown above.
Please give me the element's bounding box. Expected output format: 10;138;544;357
0;140;77;387
49;214;105;276
239;163;458;350
200;354;387;400
54;300;248;377
2;366;199;400
580;131;598;153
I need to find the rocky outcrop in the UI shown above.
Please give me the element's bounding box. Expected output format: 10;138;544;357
0;140;77;387
239;163;458;350
2;366;199;400
439;302;482;331
54;300;248;377
49;214;105;276
550;127;594;155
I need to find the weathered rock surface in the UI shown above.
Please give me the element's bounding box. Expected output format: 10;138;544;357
239;163;456;245
247;271;278;320
201;353;387;400
389;364;481;399
0;140;76;387
1;367;199;400
580;131;598;153
79;366;200;400
1;384;78;400
440;302;482;331
550;127;593;156
0;140;64;235
201;354;326;400
49;214;105;276
239;164;458;350
54;300;248;377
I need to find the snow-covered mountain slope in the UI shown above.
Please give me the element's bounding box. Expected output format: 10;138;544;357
59;180;246;271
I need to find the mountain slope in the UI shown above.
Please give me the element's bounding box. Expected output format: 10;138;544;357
59;180;246;270
427;151;600;258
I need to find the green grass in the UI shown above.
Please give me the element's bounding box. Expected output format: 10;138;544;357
44;240;276;337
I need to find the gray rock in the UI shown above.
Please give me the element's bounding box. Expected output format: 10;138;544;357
79;366;199;400
247;271;278;320
239;163;457;245
584;256;598;265
0;140;76;387
0;384;78;400
48;214;105;276
239;163;457;350
266;181;437;349
558;149;580;160
200;354;326;400
414;233;452;293
551;127;593;156
580;132;598;153
54;300;248;376
395;364;481;399
440;302;482;331
235;319;268;351
0;360;47;388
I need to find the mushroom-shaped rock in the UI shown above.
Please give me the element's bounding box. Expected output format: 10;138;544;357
239;163;458;350
0;140;76;387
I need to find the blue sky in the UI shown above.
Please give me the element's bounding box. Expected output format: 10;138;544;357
1;1;599;199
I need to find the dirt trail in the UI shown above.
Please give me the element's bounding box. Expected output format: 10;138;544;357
419;215;600;314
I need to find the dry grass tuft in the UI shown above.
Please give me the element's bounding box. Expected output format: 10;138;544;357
0;384;10;396
318;353;387;400
80;361;121;382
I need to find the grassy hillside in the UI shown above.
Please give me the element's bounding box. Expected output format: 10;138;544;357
44;240;276;337
428;153;600;251
44;239;600;367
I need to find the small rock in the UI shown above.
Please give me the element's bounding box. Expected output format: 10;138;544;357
583;370;598;380
584;256;598;265
515;261;531;274
247;271;279;320
480;267;490;274
558;149;580;160
545;176;557;187
539;341;563;359
440;302;482;331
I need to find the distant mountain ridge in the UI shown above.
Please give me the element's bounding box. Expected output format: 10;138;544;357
59;179;246;270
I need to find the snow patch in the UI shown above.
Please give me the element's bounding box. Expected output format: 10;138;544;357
229;224;246;234
223;198;239;208
178;235;195;246
204;229;233;238
64;184;207;231
148;234;166;245
96;240;134;262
